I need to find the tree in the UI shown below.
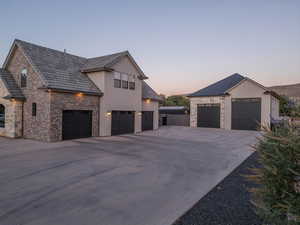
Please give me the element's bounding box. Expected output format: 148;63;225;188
279;95;295;116
162;95;190;108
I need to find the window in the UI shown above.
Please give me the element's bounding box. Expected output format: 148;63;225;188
21;68;27;88
114;72;121;88
129;75;135;90
122;74;128;89
0;104;5;128
32;103;37;116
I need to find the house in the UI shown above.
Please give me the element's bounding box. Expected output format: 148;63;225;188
269;83;300;106
0;39;161;141
159;106;190;126
187;73;280;130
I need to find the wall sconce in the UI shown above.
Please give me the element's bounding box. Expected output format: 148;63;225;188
76;92;83;97
146;99;151;103
106;112;112;116
138;112;142;116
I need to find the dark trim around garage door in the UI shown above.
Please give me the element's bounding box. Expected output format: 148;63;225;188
231;98;261;130
111;111;135;136
62;110;93;140
197;103;221;128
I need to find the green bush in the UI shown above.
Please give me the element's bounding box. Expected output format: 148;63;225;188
249;126;300;225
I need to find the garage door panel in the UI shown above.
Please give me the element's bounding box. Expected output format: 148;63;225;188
111;111;135;136
142;111;153;131
197;104;220;128
62;110;92;140
232;98;261;130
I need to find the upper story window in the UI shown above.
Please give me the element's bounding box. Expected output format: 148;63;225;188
20;68;27;88
114;72;121;88
122;74;129;89
129;75;135;90
0;104;5;128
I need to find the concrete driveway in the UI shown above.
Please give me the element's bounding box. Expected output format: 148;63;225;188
0;126;259;225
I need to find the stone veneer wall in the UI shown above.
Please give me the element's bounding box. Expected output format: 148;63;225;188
190;96;225;128
0;80;23;138
6;46;51;141
49;92;100;142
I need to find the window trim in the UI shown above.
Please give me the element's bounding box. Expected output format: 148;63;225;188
129;81;135;90
0;104;5;128
20;68;27;88
32;103;37;117
113;72;121;88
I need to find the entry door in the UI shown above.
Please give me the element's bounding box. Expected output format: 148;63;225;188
197;104;220;128
62;110;92;140
231;98;261;130
111;111;135;135
142;111;154;131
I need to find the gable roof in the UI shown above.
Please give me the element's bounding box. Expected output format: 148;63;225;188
0;68;25;100
187;73;246;97
9;40;102;95
142;81;162;102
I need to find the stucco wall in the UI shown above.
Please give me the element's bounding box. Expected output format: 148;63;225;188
49;92;100;142
5;46;51;141
190;96;226;128
0;80;23;138
190;79;275;130
228;79;271;128
142;100;159;130
87;56;143;136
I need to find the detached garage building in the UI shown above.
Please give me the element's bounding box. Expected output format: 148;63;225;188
188;73;280;131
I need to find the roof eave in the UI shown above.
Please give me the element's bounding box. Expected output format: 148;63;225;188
143;97;163;102
3;95;26;101
264;90;281;100
81;67;114;73
187;93;230;98
39;87;103;96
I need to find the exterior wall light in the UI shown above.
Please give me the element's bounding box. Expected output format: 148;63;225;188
138;112;142;116
76;92;83;97
106;112;112;116
146;99;151;103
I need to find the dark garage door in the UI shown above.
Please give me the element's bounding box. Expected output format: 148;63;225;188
232;98;261;130
111;111;135;135
142;111;153;131
62;110;92;140
197;104;220;128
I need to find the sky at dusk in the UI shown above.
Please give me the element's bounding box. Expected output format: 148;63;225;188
1;0;299;95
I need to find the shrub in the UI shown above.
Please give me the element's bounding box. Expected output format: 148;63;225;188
249;126;300;225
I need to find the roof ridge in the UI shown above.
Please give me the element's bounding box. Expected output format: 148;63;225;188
15;39;87;60
87;50;128;60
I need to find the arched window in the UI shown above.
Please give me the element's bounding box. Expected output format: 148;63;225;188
0;104;5;128
21;68;27;88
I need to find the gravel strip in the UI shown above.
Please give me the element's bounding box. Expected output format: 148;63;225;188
173;152;263;225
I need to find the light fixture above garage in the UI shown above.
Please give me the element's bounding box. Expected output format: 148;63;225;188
76;92;83;97
146;99;151;103
106;112;112;116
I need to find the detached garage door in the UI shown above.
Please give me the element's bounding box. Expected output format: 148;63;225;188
62;110;92;140
111;111;135;135
142;111;153;131
197;104;220;128
232;98;261;130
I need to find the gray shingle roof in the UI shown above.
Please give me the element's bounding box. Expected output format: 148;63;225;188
81;51;128;72
15;40;102;95
0;68;25;100
188;73;245;97
142;81;162;102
